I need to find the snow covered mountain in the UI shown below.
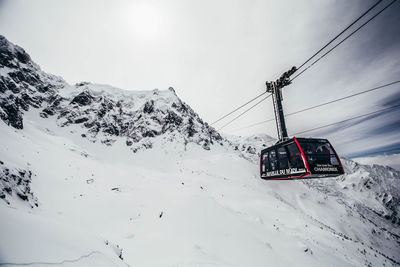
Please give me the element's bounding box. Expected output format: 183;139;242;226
0;34;222;152
1;35;399;267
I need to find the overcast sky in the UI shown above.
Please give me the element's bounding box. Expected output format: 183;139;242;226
0;0;399;159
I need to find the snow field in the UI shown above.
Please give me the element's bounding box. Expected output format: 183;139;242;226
1;109;399;266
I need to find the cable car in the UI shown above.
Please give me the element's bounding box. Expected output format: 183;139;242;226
260;137;344;180
260;67;344;180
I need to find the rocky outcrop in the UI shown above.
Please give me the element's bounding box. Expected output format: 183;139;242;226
0;35;65;129
44;84;223;152
0;161;38;208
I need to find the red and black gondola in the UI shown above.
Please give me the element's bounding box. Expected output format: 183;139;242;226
260;137;344;180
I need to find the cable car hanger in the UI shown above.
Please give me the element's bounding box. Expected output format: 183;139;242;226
260;67;344;180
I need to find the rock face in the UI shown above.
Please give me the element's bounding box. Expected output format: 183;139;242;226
0;35;65;129
42;84;223;152
0;35;222;152
0;162;38;208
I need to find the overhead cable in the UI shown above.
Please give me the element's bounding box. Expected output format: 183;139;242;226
291;0;398;81
231;80;400;132
296;0;384;71
218;94;272;131
210;91;267;125
210;0;397;129
293;104;400;135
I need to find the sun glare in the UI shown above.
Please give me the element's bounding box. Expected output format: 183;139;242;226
124;2;164;41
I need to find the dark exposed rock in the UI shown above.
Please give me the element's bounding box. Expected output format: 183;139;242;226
165;110;182;126
0;165;38;207
74;117;89;124
21;93;41;109
71;91;94;106
15;96;29;111
97;100;114;118
1;102;24;129
37;83;53;93
187;118;197;137
1;76;19;93
143;130;157;138
103;124;119;136
83;121;95;129
75;81;90;87
202;140;211;150
126;139;133;146
143;100;154;113
41;107;55;116
17;192;28;201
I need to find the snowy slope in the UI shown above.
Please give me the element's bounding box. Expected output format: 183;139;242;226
1;35;400;267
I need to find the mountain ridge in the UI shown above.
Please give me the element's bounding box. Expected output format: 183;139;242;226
0;35;224;153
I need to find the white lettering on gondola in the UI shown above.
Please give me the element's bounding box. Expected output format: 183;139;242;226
314;166;338;172
264;168;306;177
313;164;338;172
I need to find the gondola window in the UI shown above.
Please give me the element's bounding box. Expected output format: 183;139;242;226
278;147;289;169
269;150;278;171
287;143;304;169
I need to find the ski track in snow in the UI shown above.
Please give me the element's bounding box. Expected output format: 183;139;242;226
0;251;108;266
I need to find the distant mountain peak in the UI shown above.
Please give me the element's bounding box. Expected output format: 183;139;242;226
0;35;223;152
